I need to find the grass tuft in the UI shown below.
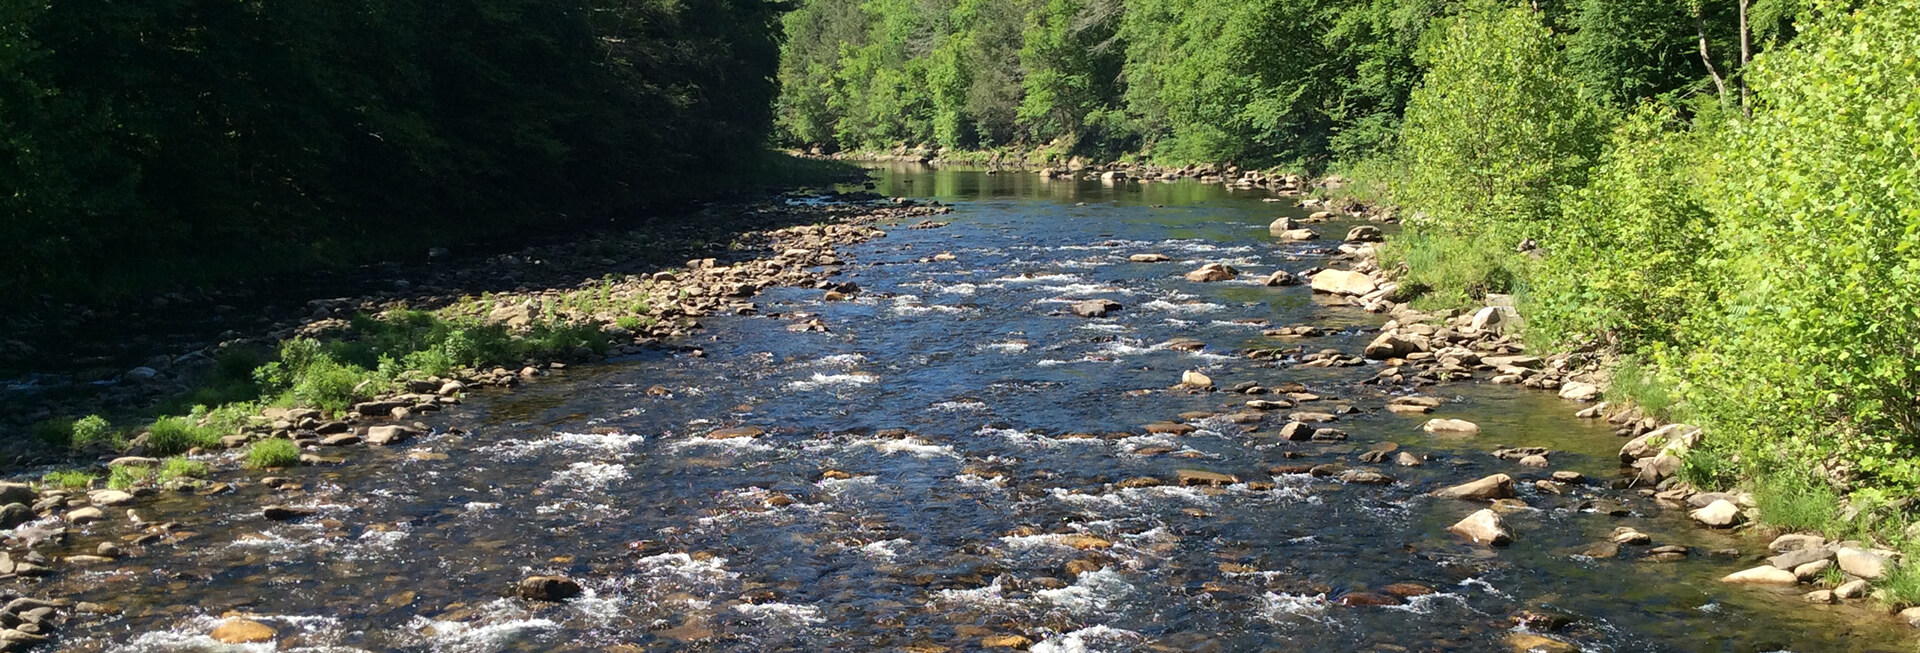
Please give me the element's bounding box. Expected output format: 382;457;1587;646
107;464;155;490
40;469;96;489
145;416;223;457
246;438;301;469
1378;230;1525;311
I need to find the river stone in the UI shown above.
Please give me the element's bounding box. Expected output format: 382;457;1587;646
1769;546;1835;570
107;457;160;468
0;504;30;529
1793;559;1832;581
1448;509;1511;546
1430;474;1514;501
982;634;1033;649
65;507;104;524
1290;412;1338;423
1071;299;1122;318
1184;263;1238;282
1363;333;1425;360
210;618;276;644
518;575;582;601
1505;633;1577;653
1610;528;1651;545
0;484;32;507
1395;451;1424;467
1262;270;1300;286
85;489;135;507
1835;579;1870;599
1517;455;1550;468
262;505;315;521
1722;566;1799;585
1176;470;1238;487
1837;547;1899;580
1618;424;1700;462
365;425;411;446
1422;419;1480;434
1339;469;1394;485
1803;589;1837;604
1551;470;1585;484
1310;269;1376;296
1689;500;1743;528
1481;355;1543;369
1180;370;1214;389
707;426;764;440
1129;253;1171;262
1345;225;1384;242
1770;533;1827;553
1901;607;1920;628
1144;422;1197;435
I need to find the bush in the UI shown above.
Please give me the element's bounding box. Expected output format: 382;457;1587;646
1751;474;1841;535
1681;0;1920;491
1603;355;1685;421
30;418;74;446
158;457;210;483
69;414;118;450
1526;103;1715;351
108;464;155;490
246;439;302;469
40;470;95;489
1396;0;1609;238
145;417;222;457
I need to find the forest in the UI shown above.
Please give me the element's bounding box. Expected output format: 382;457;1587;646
777;0;1920;533
0;0;784;300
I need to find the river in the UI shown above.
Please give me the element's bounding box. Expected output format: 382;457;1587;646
30;165;1912;652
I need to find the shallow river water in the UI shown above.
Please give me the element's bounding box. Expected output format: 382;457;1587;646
28;166;1916;652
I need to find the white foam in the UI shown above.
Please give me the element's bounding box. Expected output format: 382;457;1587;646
732;602;824;626
931;399;990;411
1140;299;1223;314
932;576;1013;609
858;538;913;560
482;431;644;460
996;273;1081;284
788;372;879;391
849;437;956;458
1030;625;1146;653
543;462;627;490
1259;592;1332;624
978;341;1030;354
1037;568;1134;615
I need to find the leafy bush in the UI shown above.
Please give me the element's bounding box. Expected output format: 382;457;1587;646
108;464;156;490
158;457;210;483
1602;355;1685;421
246;439;302;469
1751;473;1841;535
69;414;118;450
1681;0;1920;490
1396;0;1610;238
1378;229;1526;310
1526;103;1715;351
144;417;222;457
30;418;74;447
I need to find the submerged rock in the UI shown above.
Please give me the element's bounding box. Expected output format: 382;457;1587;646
518;575;583;601
1184;263;1239;282
1422;418;1480;434
210;618;277;644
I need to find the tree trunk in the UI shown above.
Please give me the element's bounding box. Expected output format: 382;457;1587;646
1738;0;1752;116
1697;13;1729;109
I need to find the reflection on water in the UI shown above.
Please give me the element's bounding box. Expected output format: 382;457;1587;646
19;165;1911;652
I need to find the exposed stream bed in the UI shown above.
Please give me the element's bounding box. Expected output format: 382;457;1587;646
14;166;1914;652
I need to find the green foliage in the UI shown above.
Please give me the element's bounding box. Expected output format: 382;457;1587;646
1750;473;1841;534
1526;104;1714;350
1603;355;1685;421
40;469;95;489
158;457;210;483
1395;0;1610;237
69;414;117;450
30;417;73;447
1378;229;1525;310
1879;558;1920;609
144;417;223;457
107;464;155;490
246;439;301;470
1680;0;1920;491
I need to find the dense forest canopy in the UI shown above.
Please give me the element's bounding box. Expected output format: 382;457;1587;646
773;0;1801;168
0;0;783;300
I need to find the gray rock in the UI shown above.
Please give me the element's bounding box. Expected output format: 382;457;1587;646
1448;509;1511;546
0;504;29;529
1071;299;1122;318
1430;474;1514;501
87;489;136;507
1769;546;1836;570
65;507;103;524
1688;500;1743;528
1835;579;1870;599
1836;547;1899;580
1345;225;1384;242
122;366;160;383
0;484;33;507
1769;533;1827;553
365;425;412;446
517;575;582;601
1792;559;1832;580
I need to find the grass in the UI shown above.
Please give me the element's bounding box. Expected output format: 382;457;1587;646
144;416;224;457
1377;229;1527;310
107;464;155;490
1604;355;1686;421
40;469;95;489
246;438;301;469
158;457;210;483
1879;560;1920;608
1752;474;1842;535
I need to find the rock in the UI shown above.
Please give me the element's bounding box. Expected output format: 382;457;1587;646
1470;306;1516;332
1618;424;1701;463
1768;546;1835;570
1129;253;1171;263
1363;333;1425;360
1557;382;1601;402
1277;228;1319;241
1345;225;1384;242
707;426;765;440
1277;422;1316;441
1448;509;1511;546
0;504;30;529
1184;263;1239;282
1339;470;1395;485
1721;566;1799;585
1262;270;1300;286
1550;470;1585;483
1517;455;1550;468
1610;528;1650;545
1309;269;1377;296
107;456;159;468
365;425;413;446
1176;470;1239;487
1836;547;1898;580
1835;579;1870;599
1431;474;1514;501
1290;411;1338;423
1058;535;1112;550
1792;559;1832;581
982;634;1032;649
1505;633;1577;653
1770;533;1827;553
1268;217;1302;234
320;433;362;446
1422;418;1480;434
1689;500;1743;528
518;575;582;601
0;484;32;506
1071;299;1122;318
1901;607;1920;628
86;489;136;507
262;505;316;521
211;618;277;644
1395;451;1424;467
1143;422;1197;435
1180;370;1214;389
65;506;104;524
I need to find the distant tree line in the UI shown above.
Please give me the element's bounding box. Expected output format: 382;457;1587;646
0;0;782;300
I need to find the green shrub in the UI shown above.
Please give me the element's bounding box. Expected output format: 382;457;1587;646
1396;0;1610;238
1603;355;1684;421
108;464;155;490
69;414;118;449
1681;0;1920;491
1751;474;1841;535
158;457;210;483
246;438;301;469
145;416;222;457
1378;230;1526;310
1527;103;1715;351
40;469;95;489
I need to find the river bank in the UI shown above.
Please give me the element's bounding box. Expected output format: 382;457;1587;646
1;166;1912;651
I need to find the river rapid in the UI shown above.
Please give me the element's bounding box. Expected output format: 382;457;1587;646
22;166;1915;652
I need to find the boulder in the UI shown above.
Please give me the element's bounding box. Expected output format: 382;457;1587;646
0;484;33;507
1557;382;1601;402
1277;422;1316;441
210;619;277;644
1430;474;1514;501
517;575;582;601
1448;509;1511;546
1505;633;1577;653
1277;228;1319;241
65;507;104;524
1184;263;1239;282
1835;579;1871;599
1180;370;1214;389
1268;217;1302;234
1339;469;1395;485
262;505;316;521
1768;546;1834;570
1176;470;1239;487
1689;500;1743;528
365;425;412;446
1071;299;1122;318
0;504;30;529
1363;333;1426;360
87;490;136;507
1262;270;1300;286
1422;418;1480;435
1721;566;1799;585
1618;424;1700;463
1836;547;1898;580
1344;225;1384;242
1310;270;1377;296
1129;253;1171;263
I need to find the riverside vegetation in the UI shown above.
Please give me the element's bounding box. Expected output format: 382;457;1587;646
773;0;1920;618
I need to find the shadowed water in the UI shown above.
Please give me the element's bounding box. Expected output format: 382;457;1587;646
24;166;1912;652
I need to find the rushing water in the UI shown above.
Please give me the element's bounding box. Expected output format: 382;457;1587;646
22;166;1914;652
